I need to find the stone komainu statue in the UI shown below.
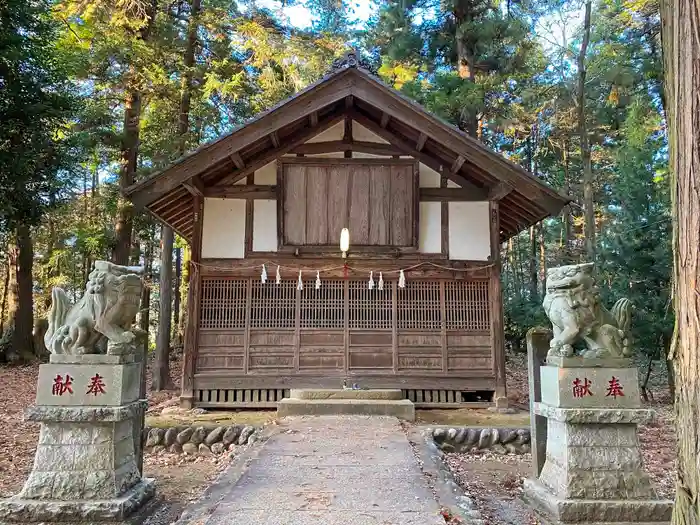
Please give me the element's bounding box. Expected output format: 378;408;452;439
45;261;144;355
543;262;632;359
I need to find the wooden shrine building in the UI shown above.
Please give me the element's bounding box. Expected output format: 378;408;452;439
125;53;568;409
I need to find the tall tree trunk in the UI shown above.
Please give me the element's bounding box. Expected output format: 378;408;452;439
660;0;700;522
539;222;547;297
173;247;182;346
113;1;157;265
0;259;9;335
454;7;479;138
561;141;573;263
529;226;538;301
577;1;595;262
154;0;201;390
139;236;153;346
113;90;141;265
153;226;173;391
10;225;35;362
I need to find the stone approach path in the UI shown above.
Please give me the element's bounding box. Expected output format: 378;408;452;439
180;415;446;525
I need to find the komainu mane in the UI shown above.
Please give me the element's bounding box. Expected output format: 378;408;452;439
45;261;144;355
543;262;632;359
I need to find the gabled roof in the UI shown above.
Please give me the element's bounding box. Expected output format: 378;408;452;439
124;55;569;242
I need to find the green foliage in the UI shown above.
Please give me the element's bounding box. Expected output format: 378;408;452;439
0;0;78;232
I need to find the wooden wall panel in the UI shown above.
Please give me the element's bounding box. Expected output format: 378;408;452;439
283;165;306;244
305;166;328;244
349;165;370;244
369;165;391;244
327;165;349;241
390;164;414;245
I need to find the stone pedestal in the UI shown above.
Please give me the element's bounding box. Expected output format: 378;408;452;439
523;358;672;524
0;353;155;522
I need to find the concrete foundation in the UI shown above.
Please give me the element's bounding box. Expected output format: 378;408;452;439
278;390;415;420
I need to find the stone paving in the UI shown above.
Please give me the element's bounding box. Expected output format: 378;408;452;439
181;416;445;525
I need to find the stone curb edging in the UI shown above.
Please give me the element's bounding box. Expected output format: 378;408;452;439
142;424;259;456
405;426;486;525
430;427;531;454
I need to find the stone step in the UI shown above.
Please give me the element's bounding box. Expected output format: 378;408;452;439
289;388;404;401
277;398;415;421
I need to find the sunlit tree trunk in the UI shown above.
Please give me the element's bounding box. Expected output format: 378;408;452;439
660;0;700;522
577;1;595;261
154;0;201;390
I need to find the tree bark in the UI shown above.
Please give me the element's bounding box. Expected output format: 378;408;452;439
113;90;141;265
153;226;173;391
113;1;157;265
173;246;182;346
660;0;700;522
577;1;595;262
0;258;9;335
154;0;201;388
529;226;538;301
10;225;35;362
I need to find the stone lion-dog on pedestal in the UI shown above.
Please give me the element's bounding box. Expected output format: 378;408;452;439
543;262;632;359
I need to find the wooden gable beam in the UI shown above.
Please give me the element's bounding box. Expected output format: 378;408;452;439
419;187;485;202
416;133;427;152
127;72;354;209
349;110;489;199
230;152;245;170
182;175;204;196
205;184;276;199
350;74;567;216
450;155;466;173
291;140;403;157
488;182;513;200
211;111;346;187
380;112;390;128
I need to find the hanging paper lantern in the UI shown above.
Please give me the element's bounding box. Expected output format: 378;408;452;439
368;271;375;290
261;264;268;284
315;271;321;290
297;270;303;291
378;272;384;291
276;265;281;285
398;269;406;289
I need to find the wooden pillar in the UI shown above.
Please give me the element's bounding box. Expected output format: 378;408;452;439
180;195;204;408
527;327;551;477
489;200;507;401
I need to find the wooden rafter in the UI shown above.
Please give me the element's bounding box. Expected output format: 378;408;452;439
291;140;403;157
309;111;318;127
210;111;346;187
230;152;245;170
488;182;513;200
182;175;204;196
270;131;280;148
349;110;489;199
450;155;466;173
380;112;390;128
205;184;276;199
416;133;427;152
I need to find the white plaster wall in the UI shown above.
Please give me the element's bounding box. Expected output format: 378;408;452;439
306;121;344;142
254;161;276;185
352;121;389;143
419;165;440;188
253;200;278;252
419;202;442;253
448;201;490;261
201;198;246;258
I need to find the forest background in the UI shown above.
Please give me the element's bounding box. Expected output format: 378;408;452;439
0;0;673;396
